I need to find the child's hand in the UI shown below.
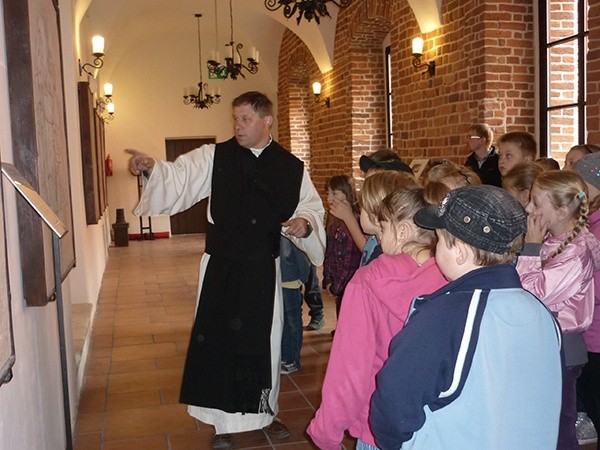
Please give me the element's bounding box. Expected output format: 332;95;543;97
525;214;548;243
329;197;354;223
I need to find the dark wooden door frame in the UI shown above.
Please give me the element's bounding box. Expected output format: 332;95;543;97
165;137;215;235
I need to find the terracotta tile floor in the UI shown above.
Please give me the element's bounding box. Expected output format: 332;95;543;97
73;235;354;450
73;235;597;450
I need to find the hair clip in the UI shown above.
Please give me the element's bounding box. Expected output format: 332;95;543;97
576;191;586;200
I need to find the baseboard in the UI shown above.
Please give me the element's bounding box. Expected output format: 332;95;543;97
127;231;170;240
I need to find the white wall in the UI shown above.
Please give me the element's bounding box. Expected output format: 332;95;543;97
102;29;278;233
0;0;110;447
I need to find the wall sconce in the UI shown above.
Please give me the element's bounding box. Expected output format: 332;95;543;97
411;37;435;77
312;82;330;108
79;35;105;77
96;82;113;110
103;102;115;123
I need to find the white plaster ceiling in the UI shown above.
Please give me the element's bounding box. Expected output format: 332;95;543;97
77;0;442;77
78;0;339;75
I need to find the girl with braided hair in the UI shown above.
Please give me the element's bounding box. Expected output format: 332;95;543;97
516;170;600;450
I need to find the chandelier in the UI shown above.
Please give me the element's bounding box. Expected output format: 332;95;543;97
265;0;351;25
207;0;259;80
183;14;221;109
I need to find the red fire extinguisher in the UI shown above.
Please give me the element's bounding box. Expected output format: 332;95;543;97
105;154;113;176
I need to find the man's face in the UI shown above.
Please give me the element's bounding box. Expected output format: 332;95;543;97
497;142;530;177
466;131;487;154
233;103;272;149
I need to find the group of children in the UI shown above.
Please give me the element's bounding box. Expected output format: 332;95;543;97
277;129;600;449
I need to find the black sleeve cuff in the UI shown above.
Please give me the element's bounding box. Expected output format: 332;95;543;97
521;243;543;256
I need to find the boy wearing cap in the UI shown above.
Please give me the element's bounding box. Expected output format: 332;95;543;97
369;185;562;450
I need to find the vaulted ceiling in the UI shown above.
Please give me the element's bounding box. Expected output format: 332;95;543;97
76;0;442;76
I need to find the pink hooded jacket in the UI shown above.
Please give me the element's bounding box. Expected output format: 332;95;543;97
584;209;600;351
307;253;446;449
516;227;600;334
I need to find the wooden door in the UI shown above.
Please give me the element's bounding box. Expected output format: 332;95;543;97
165;137;215;234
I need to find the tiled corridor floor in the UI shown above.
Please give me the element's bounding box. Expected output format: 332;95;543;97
73;235;597;450
73;235;353;449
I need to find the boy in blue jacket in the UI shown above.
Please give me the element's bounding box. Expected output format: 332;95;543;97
279;236;311;374
370;185;562;449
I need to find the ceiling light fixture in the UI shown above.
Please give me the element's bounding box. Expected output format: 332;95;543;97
207;0;259;80
183;14;221;109
265;0;351;25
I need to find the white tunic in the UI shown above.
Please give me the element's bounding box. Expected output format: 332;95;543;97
134;143;325;433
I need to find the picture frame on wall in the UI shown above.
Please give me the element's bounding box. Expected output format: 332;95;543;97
78;81;107;225
0;178;15;386
3;0;75;306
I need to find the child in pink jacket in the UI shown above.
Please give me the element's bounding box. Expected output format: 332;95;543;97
307;186;447;449
574;154;600;446
516;170;600;450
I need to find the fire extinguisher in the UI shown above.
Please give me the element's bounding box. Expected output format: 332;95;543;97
105;154;113;176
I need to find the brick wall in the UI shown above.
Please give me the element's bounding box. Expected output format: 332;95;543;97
277;0;600;194
389;0;535;161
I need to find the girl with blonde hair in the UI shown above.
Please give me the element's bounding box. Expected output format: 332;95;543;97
516;170;600;450
308;186;446;450
502;162;544;208
421;160;481;203
358;170;418;265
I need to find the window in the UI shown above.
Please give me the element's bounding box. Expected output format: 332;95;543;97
540;0;588;164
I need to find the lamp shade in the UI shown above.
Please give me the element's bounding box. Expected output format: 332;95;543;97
106;103;115;114
103;83;113;97
92;35;105;56
412;37;424;56
312;81;322;95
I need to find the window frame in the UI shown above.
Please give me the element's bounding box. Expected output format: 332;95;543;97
539;0;588;157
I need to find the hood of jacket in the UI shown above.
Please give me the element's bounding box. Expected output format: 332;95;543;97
357;253;447;322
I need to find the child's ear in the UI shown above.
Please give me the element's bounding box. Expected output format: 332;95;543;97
556;205;571;221
397;221;411;241
454;239;471;265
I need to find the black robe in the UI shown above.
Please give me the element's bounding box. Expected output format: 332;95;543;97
179;138;304;414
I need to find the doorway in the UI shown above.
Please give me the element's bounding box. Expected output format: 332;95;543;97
165;137;215;234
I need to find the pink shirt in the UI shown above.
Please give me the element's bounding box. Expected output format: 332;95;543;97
584;209;600;351
307;254;447;449
517;228;600;334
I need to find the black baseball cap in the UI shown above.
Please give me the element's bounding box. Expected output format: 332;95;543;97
359;155;413;174
414;185;527;254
